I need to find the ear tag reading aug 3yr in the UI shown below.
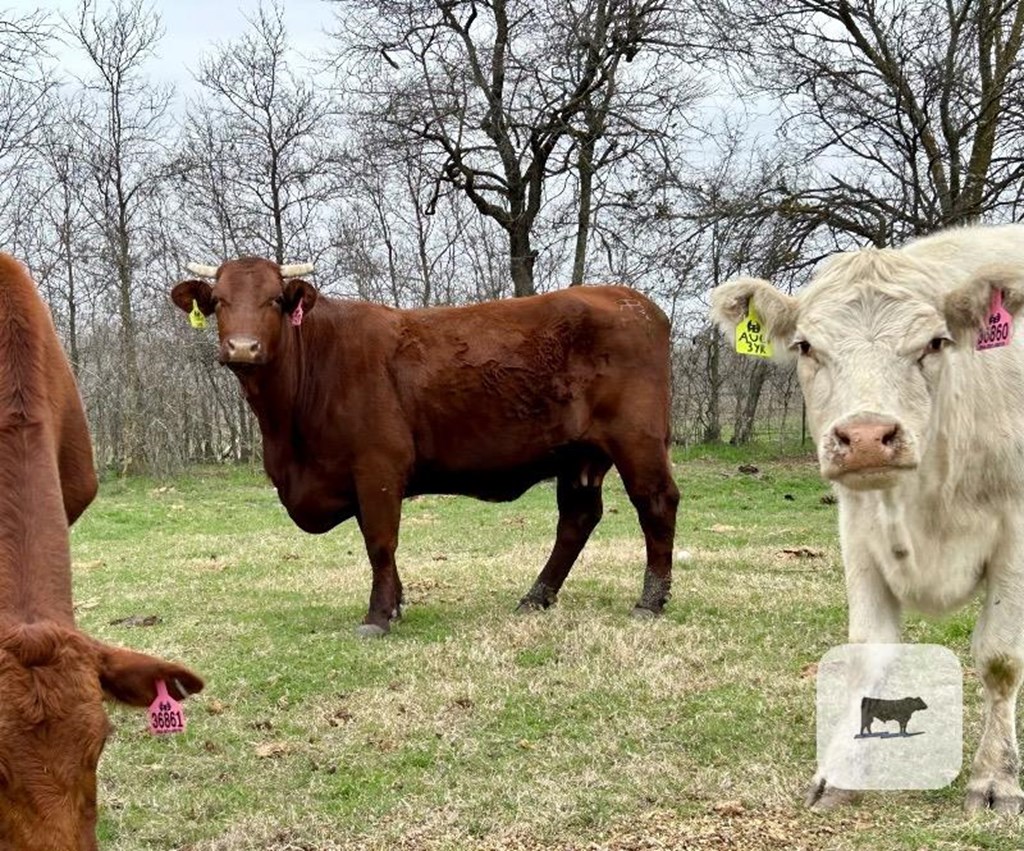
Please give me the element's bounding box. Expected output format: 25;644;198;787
735;302;773;358
290;301;304;327
148;680;186;736
976;289;1013;351
188;300;206;330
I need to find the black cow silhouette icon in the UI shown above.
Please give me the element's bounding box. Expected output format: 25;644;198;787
858;695;927;738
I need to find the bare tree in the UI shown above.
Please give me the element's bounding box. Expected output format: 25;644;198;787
185;1;342;266
708;0;1024;245
331;135;483;306
0;9;58;251
21;93;97;374
63;0;173;473
333;0;687;296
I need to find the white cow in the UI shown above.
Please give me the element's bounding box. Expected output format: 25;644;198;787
711;223;1024;813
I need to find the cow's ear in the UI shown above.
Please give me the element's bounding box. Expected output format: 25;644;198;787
171;280;215;316
92;640;204;707
944;265;1024;346
283;278;318;315
710;277;799;354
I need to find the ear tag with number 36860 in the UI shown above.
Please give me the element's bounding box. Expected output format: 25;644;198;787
976;289;1012;351
735;302;773;358
148;680;186;736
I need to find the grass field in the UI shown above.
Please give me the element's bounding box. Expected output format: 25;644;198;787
72;445;1019;850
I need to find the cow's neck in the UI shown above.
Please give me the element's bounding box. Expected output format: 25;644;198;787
0;427;75;628
234;317;320;447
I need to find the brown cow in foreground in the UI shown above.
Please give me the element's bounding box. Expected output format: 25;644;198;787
0;254;204;849
172;258;679;636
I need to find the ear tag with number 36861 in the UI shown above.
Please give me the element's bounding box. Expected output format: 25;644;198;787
976;289;1012;351
148;680;186;736
735;301;773;358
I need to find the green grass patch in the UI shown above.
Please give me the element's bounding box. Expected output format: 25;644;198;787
66;446;1007;850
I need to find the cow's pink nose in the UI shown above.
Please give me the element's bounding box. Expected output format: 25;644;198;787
830;416;901;472
222;336;262;363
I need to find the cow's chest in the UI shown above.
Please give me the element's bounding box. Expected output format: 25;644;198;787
264;454;357;534
858;495;994;615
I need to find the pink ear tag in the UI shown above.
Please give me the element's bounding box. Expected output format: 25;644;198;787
290;302;304;327
148;680;186;735
977;289;1013;351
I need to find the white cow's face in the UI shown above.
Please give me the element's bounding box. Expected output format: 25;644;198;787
710;252;1024;492
792;285;951;489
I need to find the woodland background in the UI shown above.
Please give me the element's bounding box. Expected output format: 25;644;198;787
2;0;1022;473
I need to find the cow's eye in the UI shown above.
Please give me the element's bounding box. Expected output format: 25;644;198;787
924;336;952;355
791;339;811;356
273;294;285;308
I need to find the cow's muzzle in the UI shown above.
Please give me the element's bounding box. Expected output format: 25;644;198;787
820;413;917;487
219;336;265;365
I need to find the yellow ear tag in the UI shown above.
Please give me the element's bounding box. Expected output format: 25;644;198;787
188;300;206;330
735;302;772;358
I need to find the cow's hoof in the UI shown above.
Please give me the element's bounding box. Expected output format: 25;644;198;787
965;779;1024;815
636;568;671;613
805;777;860;810
515;598;546;614
630;605;660;620
516;581;558;613
355;623;389;638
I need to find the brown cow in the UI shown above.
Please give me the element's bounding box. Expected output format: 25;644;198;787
171;258;679;636
0;254;204;850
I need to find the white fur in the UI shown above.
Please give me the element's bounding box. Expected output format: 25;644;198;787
714;224;1024;811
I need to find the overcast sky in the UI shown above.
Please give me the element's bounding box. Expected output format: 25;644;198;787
11;0;336;96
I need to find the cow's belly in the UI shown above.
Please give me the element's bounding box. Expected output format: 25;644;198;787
855;496;994;615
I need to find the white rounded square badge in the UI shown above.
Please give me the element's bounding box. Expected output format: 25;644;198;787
815;644;962;790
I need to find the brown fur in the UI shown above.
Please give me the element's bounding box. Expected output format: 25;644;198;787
0;254;204;850
172;258;680;632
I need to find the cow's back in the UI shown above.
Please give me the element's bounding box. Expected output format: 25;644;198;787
387;286;671;470
0;254;80;625
901;223;1024;281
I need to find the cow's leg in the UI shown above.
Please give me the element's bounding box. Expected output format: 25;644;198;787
807;542;901;809
516;462;610;612
608;439;678;617
354;477;404;638
965;570;1024;814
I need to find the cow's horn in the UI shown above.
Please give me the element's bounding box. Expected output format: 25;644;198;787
280;262;314;278
186;262;219;278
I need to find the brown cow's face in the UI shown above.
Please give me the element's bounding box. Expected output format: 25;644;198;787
170;258;317;368
0;626;204;850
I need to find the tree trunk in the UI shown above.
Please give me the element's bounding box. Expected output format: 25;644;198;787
732;359;770;444
703;333;722;443
60;213;79;376
116;228;145;475
571;132;597;286
508;223;536;297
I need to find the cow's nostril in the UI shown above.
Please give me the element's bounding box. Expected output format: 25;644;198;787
249;341;260;354
882;425;899;446
834;426;851;447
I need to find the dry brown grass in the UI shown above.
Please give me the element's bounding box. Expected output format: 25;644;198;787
67;460;1020;850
